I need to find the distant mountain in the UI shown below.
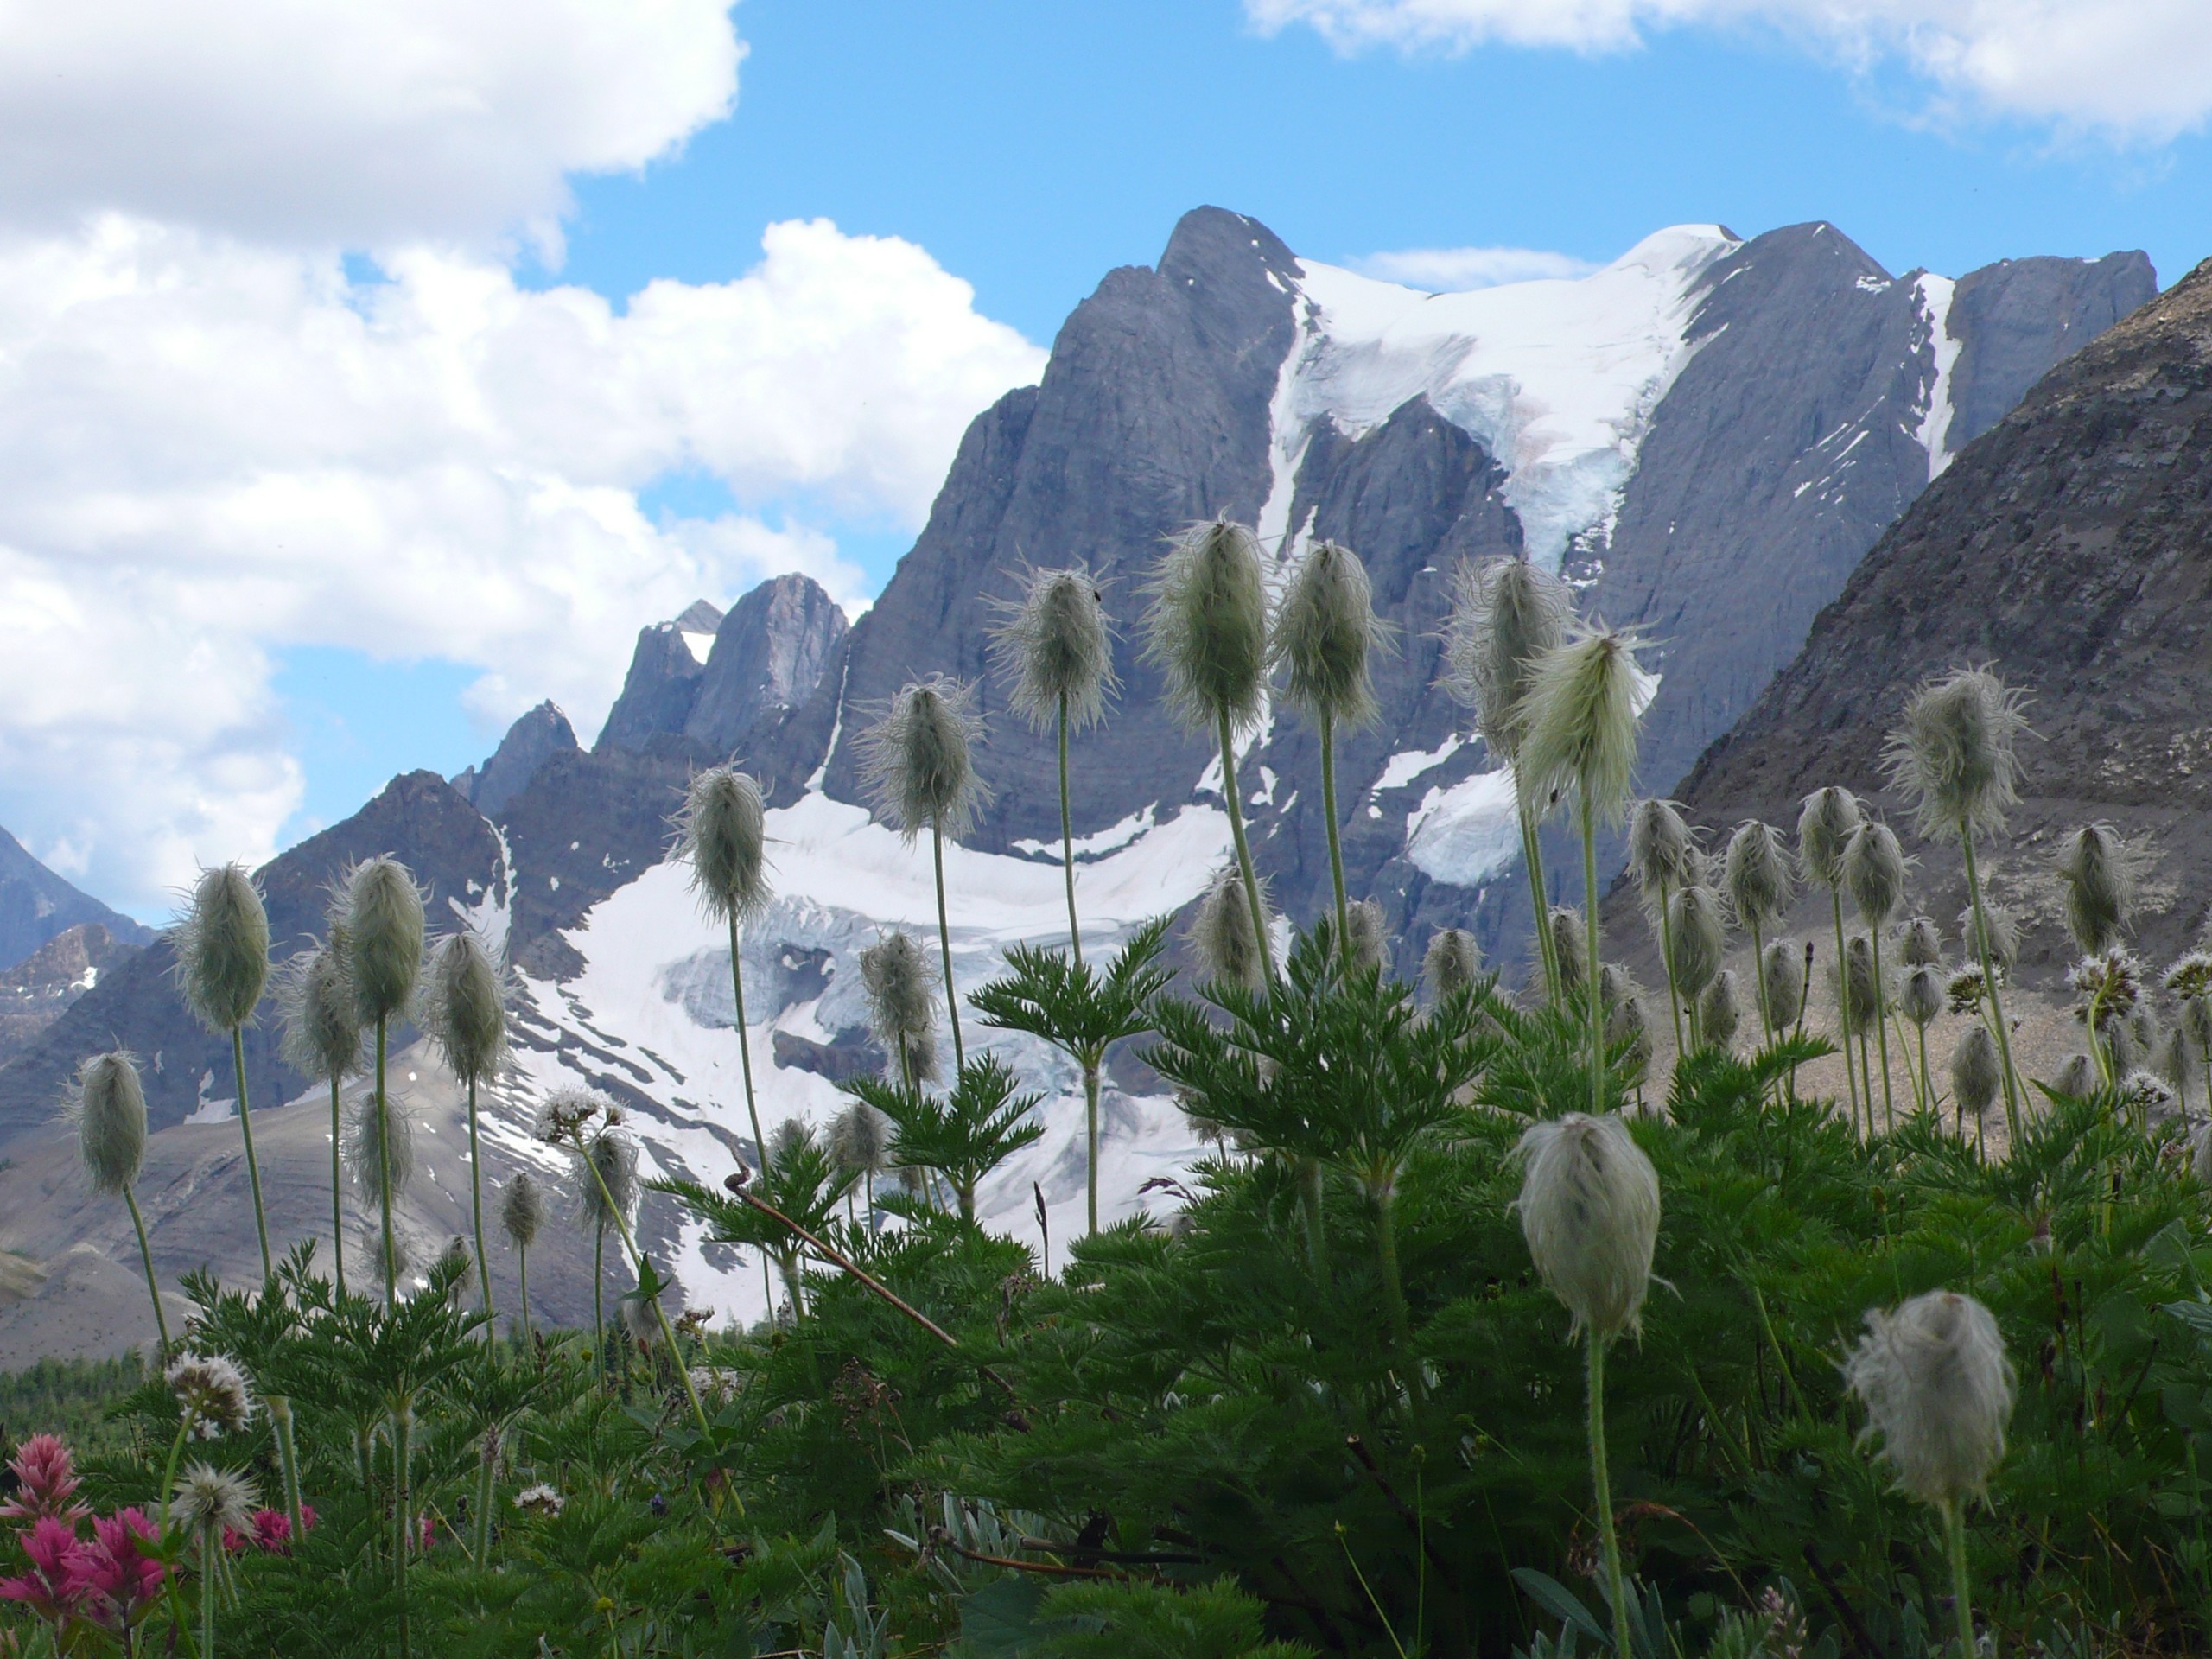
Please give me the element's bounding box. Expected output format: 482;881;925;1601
0;828;152;972
0;923;142;1065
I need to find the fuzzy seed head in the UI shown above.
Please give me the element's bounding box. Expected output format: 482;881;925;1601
1843;1289;2014;1509
1886;667;2032;842
1516;625;1648;827
1421;928;1482;1002
2185;995;2212;1055
1192;864;1272;992
1842;822;1908;929
1444;556;1573;764
345;1085;414;1205
1700;969;1742;1049
1548;906;1591;999
2156;1026;2195;1095
2056;823;2139;957
167;1353;255;1440
1599;961;1635;1018
1271;540;1386;729
1609;995;1653;1087
1899;916;1943;968
1144;518;1270;737
1761;938;1805;1031
1796;788;1862;888
858;932;940;1083
513;1483;565;1518
500;1172;545;1250
830;1103;893;1176
767;1116;810;1169
1833;933;1883;1036
339;857;425;1024
531;1087;607;1146
1342;899;1387;974
990;564;1117;734
277;937;362;1084
1901;965;1942;1029
861;677;988;843
678;767;771;924
1950;1025;2002;1118
1513;1113;1662;1344
1957;901;2019;973
2051;1053;2096;1099
1627;798;1694;900
67;1052;146;1198
575;1119;639;1232
1946;964;1988;1016
619;1287;663;1348
2069;949;2142;1033
1723;820;1796;932
425;930;507;1086
1664;886;1726;1000
2169;951;2212;1003
170;1463;258;1535
174;863;270;1033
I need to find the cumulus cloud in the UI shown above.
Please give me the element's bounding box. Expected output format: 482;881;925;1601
1248;0;2212;144
0;216;1045;909
1351;245;1599;289
0;0;743;252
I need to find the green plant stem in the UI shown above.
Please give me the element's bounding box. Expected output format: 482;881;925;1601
1215;703;1274;982
1870;926;1897;1131
231;1027;271;1280
1581;795;1605;1119
1586;1336;1631;1659
269;1395;305;1540
327;1077;346;1296
1321;715;1351;969
727;912;779;1324
375;1018;397;1308
1373;1187;1409;1350
1058;691;1083;972
1828;888;1860;1133
574;1135;713;1438
124;1186;168;1353
393;1401;412;1659
1300;1157;1328;1281
475;1427;498;1566
931;820;966;1068
1942;1498;1974;1659
593;1226;606;1386
1919;1022;1937;1122
200;1523;216;1659
467;1077;493;1332
1750;920;1771;1041
1082;1054;1101;1237
1521;802;1560;1005
516;1243;531;1345
1961;830;2023;1144
156;1417;192;1538
1654;876;1686;1062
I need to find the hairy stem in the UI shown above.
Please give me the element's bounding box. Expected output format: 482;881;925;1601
124;1186;168;1353
575;1135;712;1438
232;1027;271;1280
932;820;965;1068
1870;926;1896;1131
1321;715;1351;969
1582;795;1605;1119
1587;1336;1631;1659
1521;802;1560;1005
467;1077;493;1331
376;1017;397;1309
1059;691;1083;972
328;1076;346;1296
1216;705;1274;984
1829;888;1860;1135
269;1395;305;1540
517;1243;531;1346
1654;875;1686;1064
1083;1053;1101;1237
1961;831;2023;1144
1942;1498;1975;1659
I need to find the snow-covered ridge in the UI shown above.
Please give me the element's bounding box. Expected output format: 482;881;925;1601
1260;225;1742;567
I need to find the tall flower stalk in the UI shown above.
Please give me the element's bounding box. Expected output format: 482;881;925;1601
1146;518;1274;982
678;766;777;1187
2056;823;2140;1083
1843;822;1908;1131
1627;800;1694;1057
1887;669;2033;1142
340;857;426;1307
1723;821;1795;1048
279;935;363;1294
1446;556;1573;1000
500;1173;545;1343
861;678;989;1068
1798;789;1865;1132
426;929;509;1327
67;1052;165;1351
1270;540;1387;963
175;864;272;1278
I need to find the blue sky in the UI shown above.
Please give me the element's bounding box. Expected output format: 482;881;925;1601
4;0;2209;918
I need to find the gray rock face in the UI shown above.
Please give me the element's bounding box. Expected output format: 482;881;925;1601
684;574;849;758
0;923;141;1065
0;827;153;971
453;700;579;817
1945;251;2157;449
598;601;722;753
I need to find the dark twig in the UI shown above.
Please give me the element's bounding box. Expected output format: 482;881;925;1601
1802;1541;1878;1659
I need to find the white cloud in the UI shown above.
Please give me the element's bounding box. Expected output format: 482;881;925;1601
1350;245;1599;289
0;1;743;252
1248;0;2212;144
0;216;1045;910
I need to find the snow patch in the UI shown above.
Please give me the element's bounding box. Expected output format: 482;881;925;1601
1370;735;1464;795
1405;768;1522;888
1914;273;1961;480
680;629;716;666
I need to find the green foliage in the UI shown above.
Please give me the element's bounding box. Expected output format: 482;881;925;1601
972;918;1175;1064
851;1054;1048;1223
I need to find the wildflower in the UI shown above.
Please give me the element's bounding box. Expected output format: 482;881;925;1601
829;1103;893;1182
532;1089;604;1146
1342;899;1387;974
1901;966;1942;1029
175;864;269;1036
1513;1113;1661;1344
0;1516;87;1624
1146;518;1270;739
1885;669;2031;842
1898;915;1942;967
278;936;360;1084
339;857;425;1027
1550;906;1592;999
2050;1054;2096;1098
1699;969;1741;1049
1663;887;1725;1004
859;931;941;1088
66;1054;144;1201
992;564;1117;734
1947;964;1989;1016
167;1353;255;1440
1951;1027;2001;1130
1844;1288;2014;1509
0;1435;87;1525
1761;938;1805;1031
1421;928;1483;1002
2119;1067;2177;1124
2168;950;2212;1002
169;1465;257;1536
501;1172;545;1250
678;767;772;924
1796;787;1861;888
1723;821;1795;935
1192;864;1272;993
689;1368;744;1408
1444;556;1572;766
512;1484;565;1518
1626;799;1694;904
70;1508;164;1631
2056;823;2139;957
2069;950;2143;1030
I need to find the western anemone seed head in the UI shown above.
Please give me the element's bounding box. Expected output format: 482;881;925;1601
1422;928;1482;1002
1951;1026;2001;1122
424;930;506;1087
1271;540;1387;729
2168;950;2212;1004
1901;966;1942;1030
436;1236;474;1306
167;1353;255;1440
575;1119;639;1233
1513;1113;1662;1344
1444;556;1573;764
345;1085;414;1205
1609;995;1653;1088
500;1172;545;1251
1599;962;1635;1018
2069;949;2142;1032
678;767;771;924
861;677;989;843
1342;899;1387;974
1899;915;1943;968
768;1116;810;1169
170;1463;258;1535
1835;933;1883;1037
2110;1011;2151;1079
1957;901;2019;974
1664;886;1726;1001
175;863;270;1033
1946;965;1987;1016
1843;1289;2014;1509
1796;788;1862;888
619;1287;664;1348
513;1483;565;1518
2156;1026;2195;1095
2056;822;2139;957
830;1102;893;1177
1626;798;1694;902
1886;666;2032;842
989;564;1117;734
531;1087;606;1146
2185;993;2212;1057
67;1052;146;1198
1144;518;1270;737
339;856;424;1025
1843;822;1908;929
1192;864;1272;992
2051;1053;2096;1098
1516;625;1648;826
1761;938;1805;1030
1700;969;1742;1048
858;932;940;1084
278;937;361;1084
1723;820;1795;933
1548;906;1591;997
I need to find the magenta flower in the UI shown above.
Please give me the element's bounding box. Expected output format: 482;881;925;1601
0;1435;89;1526
0;1515;89;1624
68;1508;164;1633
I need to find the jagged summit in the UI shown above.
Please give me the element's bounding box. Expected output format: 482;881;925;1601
0;827;152;972
452;701;578;817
